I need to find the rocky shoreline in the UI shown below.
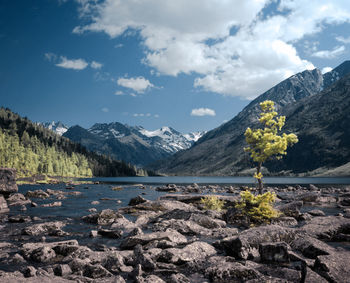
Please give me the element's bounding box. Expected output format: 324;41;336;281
0;169;350;282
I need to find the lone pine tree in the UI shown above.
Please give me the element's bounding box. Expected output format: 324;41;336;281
244;100;298;193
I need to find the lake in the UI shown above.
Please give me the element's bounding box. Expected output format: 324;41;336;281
81;176;350;185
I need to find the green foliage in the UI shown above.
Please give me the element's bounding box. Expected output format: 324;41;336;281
201;195;225;211
0;107;138;177
244;100;298;191
235;190;280;223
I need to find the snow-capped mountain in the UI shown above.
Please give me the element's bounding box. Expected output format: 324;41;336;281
42;121;69;135
64;122;205;166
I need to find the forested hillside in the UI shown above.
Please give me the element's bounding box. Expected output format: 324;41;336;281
0;107;137;177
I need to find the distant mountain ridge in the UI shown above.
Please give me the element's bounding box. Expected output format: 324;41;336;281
64;122;205;166
41;121;69;136
151;60;350;176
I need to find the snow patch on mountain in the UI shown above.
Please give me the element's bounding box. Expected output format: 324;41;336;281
42;121;69;135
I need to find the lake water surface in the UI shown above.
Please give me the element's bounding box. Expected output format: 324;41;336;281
81;176;350;185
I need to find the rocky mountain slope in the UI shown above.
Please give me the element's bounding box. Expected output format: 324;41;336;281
152;61;350;176
42;121;69;136
64;123;204;166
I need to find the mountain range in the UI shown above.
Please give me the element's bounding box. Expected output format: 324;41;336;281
62;123;205;166
150;61;350;176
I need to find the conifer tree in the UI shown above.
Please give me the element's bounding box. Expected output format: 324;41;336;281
244;100;298;193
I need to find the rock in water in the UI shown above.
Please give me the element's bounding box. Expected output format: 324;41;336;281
0;195;9;213
0;168;18;196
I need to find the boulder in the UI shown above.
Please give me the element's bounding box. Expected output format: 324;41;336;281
299;216;350;240
314;251;350;283
98;229;123;239
120;229;187;250
290;235;335;259
129;195;147;206
7;193;30;206
296;191;320;202
22;221;67;236
308;209;326;216
157;241;216;264
304;267;328;283
9;215;31;223
53;264;72;277
82;209;123;225
25;190;49;199
0;168;18;196
214;225;296;260
137;275;166;283
30;246;56;263
205;257;261;282
276;201;303;218
0;195;9;213
259;242;290;263
41;201;62;207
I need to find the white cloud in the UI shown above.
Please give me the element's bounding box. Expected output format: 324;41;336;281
312;45;345;59
114;43;123;48
133;113;157;117
191;108;216;117
114;90;124;96
56;56;89;70
117;76;154;93
101;107;109;113
321;67;333;74
44;52;57;62
91;61;103;69
74;0;350;99
336;36;350;44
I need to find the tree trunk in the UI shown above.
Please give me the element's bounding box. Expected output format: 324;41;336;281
257;162;263;194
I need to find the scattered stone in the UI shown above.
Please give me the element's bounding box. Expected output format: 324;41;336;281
88;208;97;213
158;241;216;264
54;264;72;277
41;201;62;207
0;195;9;213
82;209;122;225
276;201;303;218
0;168;18;196
22;221;66;236
308;209;326;216
23;266;37;277
296;191;320;202
214;225;296;260
120;229;187;250
129;195;147;206
30;246;56;263
91;201;100;205
25;190;49;199
7;193;30;206
98;229;123;239
90;230;98;238
314;252;350;282
259;242;290;263
9;215;31;223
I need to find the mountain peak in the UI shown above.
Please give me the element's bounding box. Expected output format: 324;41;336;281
42;121;69;135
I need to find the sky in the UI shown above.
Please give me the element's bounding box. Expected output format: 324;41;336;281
1;0;350;134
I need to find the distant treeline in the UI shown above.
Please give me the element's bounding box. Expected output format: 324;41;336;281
0;107;138;177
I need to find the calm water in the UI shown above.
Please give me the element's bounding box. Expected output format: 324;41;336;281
80;176;350;185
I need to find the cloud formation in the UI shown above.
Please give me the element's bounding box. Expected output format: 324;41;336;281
74;0;350;99
117;76;154;93
191;108;216;117
45;52;102;71
56;56;89;70
312;46;345;59
91;61;103;69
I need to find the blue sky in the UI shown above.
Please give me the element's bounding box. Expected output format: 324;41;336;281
1;0;350;133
